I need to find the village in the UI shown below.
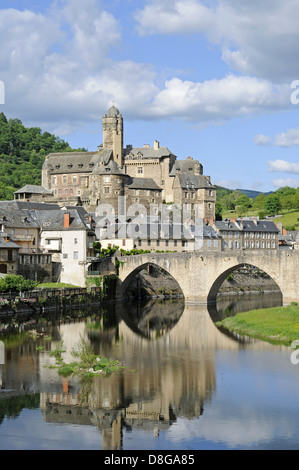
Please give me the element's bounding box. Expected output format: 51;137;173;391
0;106;296;287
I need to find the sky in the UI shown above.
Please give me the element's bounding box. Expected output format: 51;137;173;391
0;0;299;193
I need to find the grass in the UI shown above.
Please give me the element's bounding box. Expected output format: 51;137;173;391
216;303;299;346
37;282;80;289
221;208;299;230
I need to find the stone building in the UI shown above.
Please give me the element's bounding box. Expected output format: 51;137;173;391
213;218;279;250
17;105;216;220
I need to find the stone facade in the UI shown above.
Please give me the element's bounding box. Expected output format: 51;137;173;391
17;106;216;220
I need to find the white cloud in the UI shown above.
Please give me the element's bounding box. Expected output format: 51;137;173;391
274;128;299;147
268;159;299;174
135;0;299;82
254;134;271;146
0;0;293;135
272;178;299;188
146;75;289;121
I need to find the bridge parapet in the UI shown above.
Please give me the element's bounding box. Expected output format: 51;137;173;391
116;250;299;304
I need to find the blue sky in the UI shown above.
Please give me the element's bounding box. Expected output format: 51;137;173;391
1;0;299;192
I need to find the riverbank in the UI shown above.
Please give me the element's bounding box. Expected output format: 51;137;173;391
216;303;299;346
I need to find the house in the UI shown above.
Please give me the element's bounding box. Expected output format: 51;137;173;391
33;207;96;286
0;235;20;274
0;201;40;254
99;217;221;253
213;218;279;250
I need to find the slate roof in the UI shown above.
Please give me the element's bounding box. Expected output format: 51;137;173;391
0;201;39;228
176;173;215;190
93;159;125;176
169;158;203;176
0;237;20;249
126;177;162;191
33;208;92;232
43;150;113;174
124;146;175;160
14;185;53;195
215;219;279;233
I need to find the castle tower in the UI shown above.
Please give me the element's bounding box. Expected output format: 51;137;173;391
102;106;124;167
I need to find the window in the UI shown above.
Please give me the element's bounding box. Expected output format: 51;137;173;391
74;238;78;245
135;189;139;196
65;189;68;195
73;176;77;183
59;189;62;195
53;176;56;185
105;176;110;182
63;175;67;184
73;251;78;259
63;253;68;259
138;240;142;247
146;190;150;196
137;167;143;174
104;187;110;194
184;192;188;198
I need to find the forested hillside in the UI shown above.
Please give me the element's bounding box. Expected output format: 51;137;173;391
0;112;86;200
216;185;299;230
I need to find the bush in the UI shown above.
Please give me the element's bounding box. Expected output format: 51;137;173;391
0;274;38;293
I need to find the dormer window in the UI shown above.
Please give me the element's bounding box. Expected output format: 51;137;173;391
68;164;73;169
89;164;94;168
55;165;60;170
78;163;83;168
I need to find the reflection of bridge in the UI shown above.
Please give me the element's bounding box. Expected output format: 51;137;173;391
116;250;299;304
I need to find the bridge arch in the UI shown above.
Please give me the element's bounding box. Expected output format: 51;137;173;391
118;261;184;301
207;262;282;304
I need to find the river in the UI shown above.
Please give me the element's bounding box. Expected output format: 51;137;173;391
1;291;299;451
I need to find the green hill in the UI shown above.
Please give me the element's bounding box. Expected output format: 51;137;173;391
0;112;86;200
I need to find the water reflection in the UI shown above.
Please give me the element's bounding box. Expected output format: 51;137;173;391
0;293;293;450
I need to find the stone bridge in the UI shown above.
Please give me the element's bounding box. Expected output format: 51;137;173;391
116;250;299;304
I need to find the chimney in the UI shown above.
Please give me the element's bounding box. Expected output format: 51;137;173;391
154;140;160;150
64;212;70;228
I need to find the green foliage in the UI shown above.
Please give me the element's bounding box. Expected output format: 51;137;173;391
0;274;38;293
216;304;299;346
216;185;299;229
0;113;87;200
264;195;281;216
52;337;123;378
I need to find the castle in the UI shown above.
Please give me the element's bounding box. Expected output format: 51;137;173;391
15;106;216;220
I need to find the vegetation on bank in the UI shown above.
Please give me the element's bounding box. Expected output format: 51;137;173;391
48;338;123;378
216;303;299;346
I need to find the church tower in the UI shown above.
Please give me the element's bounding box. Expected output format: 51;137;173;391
102;106;124;167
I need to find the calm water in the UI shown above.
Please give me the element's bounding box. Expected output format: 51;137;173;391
1;292;299;451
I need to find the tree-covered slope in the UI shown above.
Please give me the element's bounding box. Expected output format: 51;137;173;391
0;112;86;200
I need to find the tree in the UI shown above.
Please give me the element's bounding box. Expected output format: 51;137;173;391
265;195;281;216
